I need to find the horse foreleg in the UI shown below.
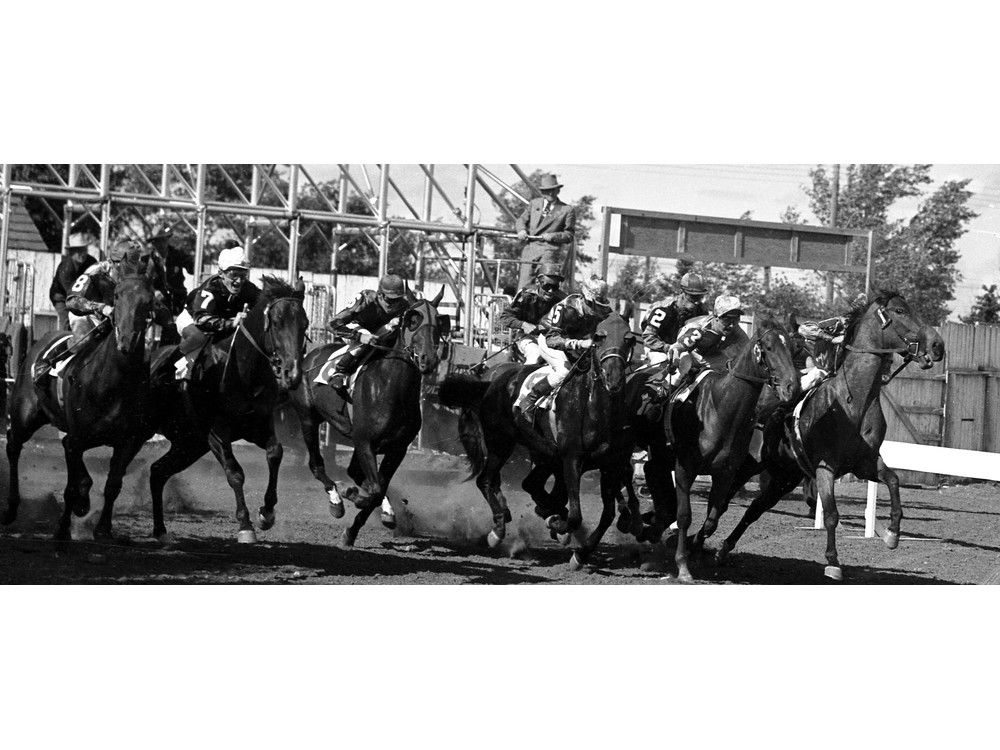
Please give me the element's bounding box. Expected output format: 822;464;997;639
877;457;902;549
673;462;695;582
815;464;842;581
297;404;343;515
207;430;255;543
340;444;381;548
59;437;93;541
257;426;283;532
572;465;623;569
95;437;146;540
373;446;407;529
643;441;676;541
691;471;739;555
2;393;50;526
548;454;582;542
478;439;514;548
717;467;801;563
149;438;208;542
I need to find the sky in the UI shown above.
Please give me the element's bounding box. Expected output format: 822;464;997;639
305;164;1000;321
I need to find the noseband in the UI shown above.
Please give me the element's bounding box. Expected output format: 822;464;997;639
727;339;783;388
239;296;305;375
844;305;924;362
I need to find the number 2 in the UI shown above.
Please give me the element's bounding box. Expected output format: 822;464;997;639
648;308;666;327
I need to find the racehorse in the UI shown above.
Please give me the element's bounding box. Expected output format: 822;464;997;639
713;291;944;580
439;312;637;569
3;264;160;539
665;317;801;582
289;288;448;547
147;276;307;543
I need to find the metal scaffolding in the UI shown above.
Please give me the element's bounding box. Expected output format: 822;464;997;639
0;164;562;346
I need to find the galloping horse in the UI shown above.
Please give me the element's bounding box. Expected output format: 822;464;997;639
713;291;944;580
289;288;448;547
665;317;801;582
147;276;307;543
3;265;160;539
440;312;637;569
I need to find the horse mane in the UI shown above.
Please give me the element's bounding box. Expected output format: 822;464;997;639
753;314;786;338
261;275;301;302
842;288;900;344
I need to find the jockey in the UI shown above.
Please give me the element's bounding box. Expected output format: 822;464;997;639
33;241;141;383
325;273;410;399
497;262;567;365
174;245;262;383
641;294;749;404
641;271;709;364
514;276;613;419
795;292;868;391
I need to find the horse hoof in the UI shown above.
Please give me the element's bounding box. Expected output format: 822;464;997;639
237;529;257;544
258;508;276;531
339;529;356;548
824;565;843;581
487;529;503;548
380;511;396;529
328;489;345;519
156;532;176;549
677;568;695;584
556;532;572;547
567;552;585;572
546;515;568;535
882;529;900;550
715;543;731;565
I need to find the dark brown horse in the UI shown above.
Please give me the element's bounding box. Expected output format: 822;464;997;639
662;318;801;582
440;312;637;569
713;291;944;580
289;289;448;547
3;267;160;539
147;276;308;544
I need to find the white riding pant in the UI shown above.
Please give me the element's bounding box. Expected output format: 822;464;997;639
646;349;670;365
537;335;570;387
799;366;828;391
516;336;543;365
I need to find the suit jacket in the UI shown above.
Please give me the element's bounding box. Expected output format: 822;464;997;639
515;197;575;258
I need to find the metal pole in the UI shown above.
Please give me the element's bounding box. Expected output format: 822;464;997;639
600;205;612;278
331;174;348;312
463;234;478;346
193;164;208;282
826;164;840;306
62;164;80;255
0;164;12;320
377;164;390;277
246;165;261;265
99;164;111;260
287;164;300;281
865;230;874;296
417;165;434;292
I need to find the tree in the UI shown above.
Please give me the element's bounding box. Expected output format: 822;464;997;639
961;284;1000;324
489;169;597;294
800;165;977;324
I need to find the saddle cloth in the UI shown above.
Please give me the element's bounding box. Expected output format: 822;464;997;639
514;366;560;437
36;333;75;410
313;345;365;398
671;369;712;404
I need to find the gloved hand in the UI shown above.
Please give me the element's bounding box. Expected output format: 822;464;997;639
521;321;539;335
358;331;376;345
101;304;114;318
573;339;592;350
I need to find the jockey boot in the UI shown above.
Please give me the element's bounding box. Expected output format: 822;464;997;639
329;350;360;401
637;371;670;419
32;354;57;385
515;378;555;426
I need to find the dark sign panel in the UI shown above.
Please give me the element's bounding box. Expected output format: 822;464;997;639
600;207;871;275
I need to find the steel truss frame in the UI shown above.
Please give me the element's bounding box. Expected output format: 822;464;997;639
0;164;555;345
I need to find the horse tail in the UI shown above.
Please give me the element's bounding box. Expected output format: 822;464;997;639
439;375;491;481
438;374;489;409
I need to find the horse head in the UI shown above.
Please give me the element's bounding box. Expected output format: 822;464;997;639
591;312;636;394
398;286;446;375
752;316;801;403
260;275;309;390
112;270;157;356
849;291;945;370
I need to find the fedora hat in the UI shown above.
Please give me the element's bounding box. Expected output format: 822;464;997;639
536;174;563;191
65;231;93;250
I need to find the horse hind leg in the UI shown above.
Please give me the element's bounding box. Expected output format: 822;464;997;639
95;438;147;540
298;405;344;518
149;439;209;543
571;466;625;570
339;444;383;548
477;441;515;549
206;431;256;543
815;465;842;581
2;390;50;526
257;427;283;532
717;467;801;564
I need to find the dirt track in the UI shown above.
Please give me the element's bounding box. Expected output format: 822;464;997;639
1;429;998;584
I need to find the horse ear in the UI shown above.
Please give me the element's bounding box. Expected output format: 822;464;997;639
430;286;445;308
294;276;306;300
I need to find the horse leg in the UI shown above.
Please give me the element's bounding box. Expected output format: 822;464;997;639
149;438;209;542
60;438;94;541
522;462;555;516
716;467;802;563
690;472;739;556
298;404;344;518
2;395;49;526
547;454;582;546
877;457;903;549
673;462;696;582
642;441;676;542
206;430;256;543
95;437;146;540
477;440;515;548
815;464;842;581
339;446;380;548
572;465;624;569
374;446;407;529
257;426;283;532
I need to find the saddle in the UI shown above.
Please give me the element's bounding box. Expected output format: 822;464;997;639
313;345;373;400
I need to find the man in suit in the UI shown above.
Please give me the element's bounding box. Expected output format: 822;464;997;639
515;173;576;288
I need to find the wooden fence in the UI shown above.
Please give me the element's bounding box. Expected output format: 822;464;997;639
881;322;1000;484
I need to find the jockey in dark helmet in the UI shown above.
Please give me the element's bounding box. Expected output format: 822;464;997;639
34;240;145;383
513;276;613;421
174;245;262;384
640;271;709;365
497;262;567;365
325;273;410;399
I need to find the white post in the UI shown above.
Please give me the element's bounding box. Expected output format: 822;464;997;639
865;481;878;538
377;164;390;277
813;492;824;529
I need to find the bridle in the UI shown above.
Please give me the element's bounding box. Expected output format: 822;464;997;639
727;338;783;389
111;276;156;355
591;330;636;393
842;303;925;386
238;296;305;376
